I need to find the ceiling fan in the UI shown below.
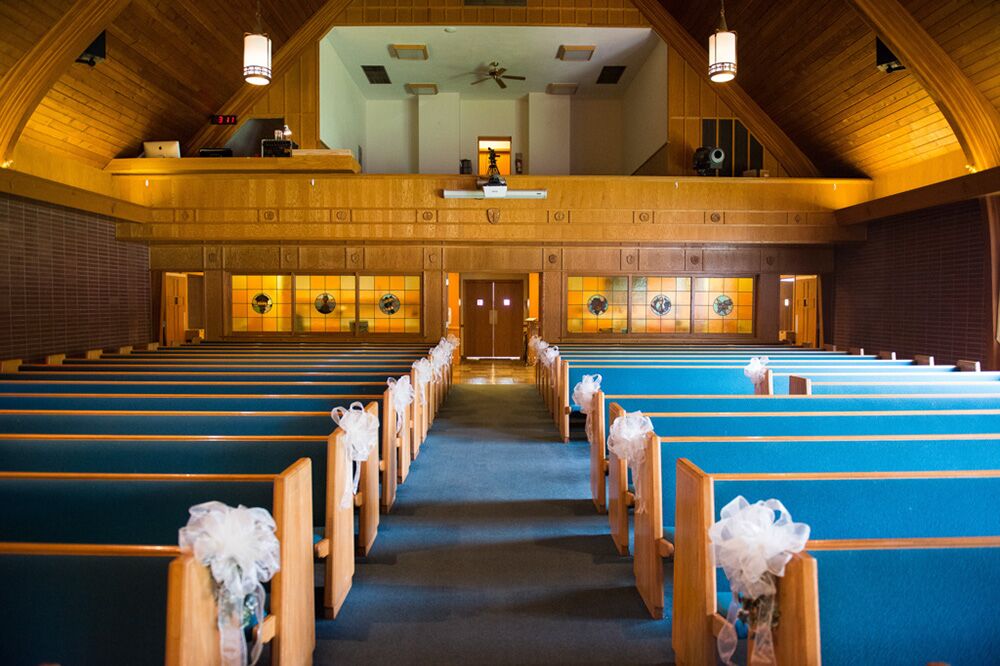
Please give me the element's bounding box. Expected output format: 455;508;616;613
471;61;525;90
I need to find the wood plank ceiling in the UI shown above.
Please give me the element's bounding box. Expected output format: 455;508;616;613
658;0;997;178
15;0;329;168
5;0;998;176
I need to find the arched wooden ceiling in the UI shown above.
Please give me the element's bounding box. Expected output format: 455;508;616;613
11;0;330;167
660;0;999;178
5;0;999;177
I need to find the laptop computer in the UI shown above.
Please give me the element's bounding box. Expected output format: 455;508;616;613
142;141;181;158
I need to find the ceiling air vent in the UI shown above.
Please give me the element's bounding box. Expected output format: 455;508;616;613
464;0;527;6
596;65;626;84
362;65;392;84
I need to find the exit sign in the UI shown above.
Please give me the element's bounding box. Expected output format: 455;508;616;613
209;114;238;125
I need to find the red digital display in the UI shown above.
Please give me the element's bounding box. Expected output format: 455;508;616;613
210;114;238;125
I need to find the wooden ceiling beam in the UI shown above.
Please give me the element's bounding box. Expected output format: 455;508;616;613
0;0;132;166
835;165;1000;226
184;0;354;156
630;0;820;178
845;0;1000;171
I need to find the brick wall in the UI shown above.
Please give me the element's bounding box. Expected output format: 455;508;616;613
0;194;150;361
833;200;989;365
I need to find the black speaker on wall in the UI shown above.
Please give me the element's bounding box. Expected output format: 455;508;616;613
76;32;106;67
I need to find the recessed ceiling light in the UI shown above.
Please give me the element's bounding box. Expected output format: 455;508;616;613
406;83;439;95
546;83;578;95
390;44;429;60
556;45;595;62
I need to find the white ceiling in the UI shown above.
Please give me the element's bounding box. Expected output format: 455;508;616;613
324;26;661;100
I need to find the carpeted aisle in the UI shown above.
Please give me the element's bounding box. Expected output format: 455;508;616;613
315;384;673;665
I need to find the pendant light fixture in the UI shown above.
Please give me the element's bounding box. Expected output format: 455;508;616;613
243;2;271;86
708;0;737;83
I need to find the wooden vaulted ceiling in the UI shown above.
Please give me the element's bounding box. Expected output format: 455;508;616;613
5;0;329;168
659;0;998;178
4;0;998;177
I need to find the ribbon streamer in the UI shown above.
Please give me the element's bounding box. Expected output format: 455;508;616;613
572;373;603;442
330;401;380;509
606;410;653;513
178;502;280;666
387;376;415;434
708;496;810;665
743;356;770;386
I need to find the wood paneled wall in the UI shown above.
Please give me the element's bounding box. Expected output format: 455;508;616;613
248;42;320;150
149;241;831;344
331;0;647;29
113;173;870;244
664;45;786;178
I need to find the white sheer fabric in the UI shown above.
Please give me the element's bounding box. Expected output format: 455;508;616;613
606;411;653;513
540;345;560;380
178;501;280;666
708;496;811;665
743;356;770;386
572;373;603;441
412;358;433;394
330;401;380;508
387;376;415;434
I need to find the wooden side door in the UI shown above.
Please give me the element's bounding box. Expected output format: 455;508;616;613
794;276;818;348
463;280;494;358
493;280;524;358
163;273;188;346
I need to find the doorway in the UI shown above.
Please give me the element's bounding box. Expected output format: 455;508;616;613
463;279;524;359
779;275;820;347
162;272;189;346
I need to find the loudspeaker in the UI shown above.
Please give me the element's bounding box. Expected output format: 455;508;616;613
76;32;106;67
693;146;725;176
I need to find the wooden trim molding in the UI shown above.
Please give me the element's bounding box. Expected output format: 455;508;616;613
984;194;1000;371
184;0;354;155
845;0;1000;172
0;0;132;165
629;0;820;178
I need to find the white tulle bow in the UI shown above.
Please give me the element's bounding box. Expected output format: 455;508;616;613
330;401;380;508
446;333;460;349
387;375;414;434
179;501;280;666
412;358;432;393
540;345;560;379
572;374;603;442
607;411;653;513
708;496;811;666
430;345;450;378
743;356;770;386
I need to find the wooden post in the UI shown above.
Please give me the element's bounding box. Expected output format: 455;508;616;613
380;389;397;513
914;354;935;366
559;359;570;443
165;555;221;666
848;346;864;356
773;554;821;665
634;431;670;619
325;431;355;619
957;359;982;372
607;402;630;556
85;348;103;359
357;401;381;556
877;351;896;360
788;375;812;396
45;353;66;365
590;390;608;513
672;459;716;665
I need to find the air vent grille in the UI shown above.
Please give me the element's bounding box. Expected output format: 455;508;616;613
596;65;626;84
362;65;391;84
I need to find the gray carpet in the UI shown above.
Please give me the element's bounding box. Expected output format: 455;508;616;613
315;384;673;664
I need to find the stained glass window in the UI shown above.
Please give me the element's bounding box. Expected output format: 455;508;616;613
630;277;692;333
358;275;421;334
566;276;628;334
231;274;291;333
294;275;356;333
693;277;754;334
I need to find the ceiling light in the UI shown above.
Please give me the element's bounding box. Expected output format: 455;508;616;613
243;3;271;85
556;45;595;62
406;83;439;95
390;44;429;60
546;83;578;95
708;0;737;83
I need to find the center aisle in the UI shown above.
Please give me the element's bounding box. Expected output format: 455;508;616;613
315;383;673;664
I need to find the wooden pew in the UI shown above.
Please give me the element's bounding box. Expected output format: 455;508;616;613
0;460;314;665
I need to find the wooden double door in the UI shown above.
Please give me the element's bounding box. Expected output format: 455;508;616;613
463;279;524;359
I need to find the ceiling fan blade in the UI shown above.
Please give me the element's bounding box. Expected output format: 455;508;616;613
471;77;490;85
496;77;507;89
495;67;506;76
501;75;525;80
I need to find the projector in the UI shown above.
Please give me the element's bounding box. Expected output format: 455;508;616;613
482;183;508;198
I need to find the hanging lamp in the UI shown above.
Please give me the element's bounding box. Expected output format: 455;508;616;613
243;3;271;85
708;0;737;83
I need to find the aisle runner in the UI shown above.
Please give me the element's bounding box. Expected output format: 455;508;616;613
315;384;673;664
